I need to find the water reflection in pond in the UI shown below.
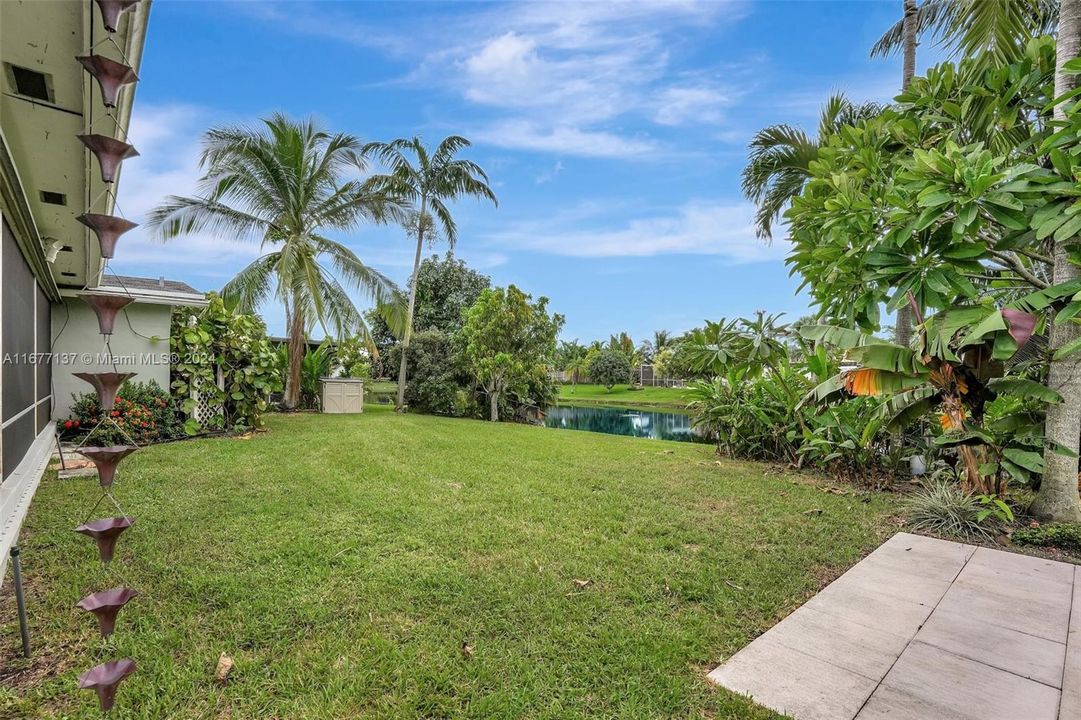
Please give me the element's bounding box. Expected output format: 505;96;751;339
545;405;701;442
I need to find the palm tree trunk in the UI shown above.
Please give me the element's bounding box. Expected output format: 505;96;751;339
395;200;427;411
894;0;919;348
1032;0;1081;522
285;305;305;410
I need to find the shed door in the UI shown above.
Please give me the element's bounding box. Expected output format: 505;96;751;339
342;382;363;413
324;383;344;413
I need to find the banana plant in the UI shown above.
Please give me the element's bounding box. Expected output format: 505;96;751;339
798;289;1070;495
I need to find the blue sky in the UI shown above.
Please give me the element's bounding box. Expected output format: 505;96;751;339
113;0;928;343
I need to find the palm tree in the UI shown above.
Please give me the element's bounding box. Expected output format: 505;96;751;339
565;354;590;389
363;136;497;410
147;114;404;409
742;94;881;240
652;329;672;352
871;0;1058;65
1033;0;1081;522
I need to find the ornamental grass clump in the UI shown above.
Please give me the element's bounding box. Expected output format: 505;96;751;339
905;479;993;541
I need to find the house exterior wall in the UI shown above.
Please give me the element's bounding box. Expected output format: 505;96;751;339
1;214;53;482
51;299;172;419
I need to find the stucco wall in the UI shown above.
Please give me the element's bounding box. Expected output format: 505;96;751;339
51;298;172;419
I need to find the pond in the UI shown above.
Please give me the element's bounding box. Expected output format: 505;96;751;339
544;404;703;443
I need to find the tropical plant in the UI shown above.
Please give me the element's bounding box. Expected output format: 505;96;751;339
797;290;1070;497
686;369;797;462
300;340;335;410
797;399;894;481
641;329;673;362
147;114;403;409
905;478;998;540
872;0;1058;66
742;94;881;239
558;340;590;387
786;37;1081;519
1036;0;1081;521
363;136;498;410
171;294;283;432
588;350;632;391
459;285;563;421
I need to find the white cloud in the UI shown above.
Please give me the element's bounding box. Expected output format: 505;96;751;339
486;200;787;262
248;1;750;157
652;84;734;125
109;105;262;281
476;120;657;158
535;160;564;184
444;2;744;152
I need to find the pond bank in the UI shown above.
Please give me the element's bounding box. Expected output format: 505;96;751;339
556;383;689;410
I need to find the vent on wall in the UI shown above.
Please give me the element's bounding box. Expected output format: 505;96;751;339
5;64;54;102
40;191;67;206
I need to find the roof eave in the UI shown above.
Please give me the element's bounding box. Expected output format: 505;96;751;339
59;284;208;308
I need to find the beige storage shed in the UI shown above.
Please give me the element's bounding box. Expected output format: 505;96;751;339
321;377;364;414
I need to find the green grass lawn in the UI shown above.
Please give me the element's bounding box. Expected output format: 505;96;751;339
366;380;398;395
558;383;690;410
1;406;893;719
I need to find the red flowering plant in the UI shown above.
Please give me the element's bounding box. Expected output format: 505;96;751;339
57;380;183;445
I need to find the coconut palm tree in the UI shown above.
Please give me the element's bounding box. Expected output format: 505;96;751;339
147;114;405;409
640;329;672;361
742;94;882;240
871;0;1058;65
362;136;497;410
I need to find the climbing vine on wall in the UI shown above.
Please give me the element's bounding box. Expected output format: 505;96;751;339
170;293;283;433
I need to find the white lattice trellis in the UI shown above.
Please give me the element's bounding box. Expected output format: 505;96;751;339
190;366;225;424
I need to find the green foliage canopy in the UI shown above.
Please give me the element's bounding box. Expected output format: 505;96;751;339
588;350;632;391
459;285;564;421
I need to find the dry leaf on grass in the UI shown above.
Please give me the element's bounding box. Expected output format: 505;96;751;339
215;653;234;684
461;642;474;659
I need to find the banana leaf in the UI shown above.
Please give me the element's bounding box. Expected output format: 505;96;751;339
798;324;888;349
986;377;1063;404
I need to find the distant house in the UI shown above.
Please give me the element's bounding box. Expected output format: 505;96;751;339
52;274;206;418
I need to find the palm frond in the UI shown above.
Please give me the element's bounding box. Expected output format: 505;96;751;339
220;253;279;314
144;195;274;243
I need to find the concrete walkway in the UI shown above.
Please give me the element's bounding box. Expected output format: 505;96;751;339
708;532;1079;720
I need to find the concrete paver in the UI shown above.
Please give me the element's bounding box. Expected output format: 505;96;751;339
707;533;1079;720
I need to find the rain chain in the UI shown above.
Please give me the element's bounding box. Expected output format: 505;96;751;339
70;0;144;711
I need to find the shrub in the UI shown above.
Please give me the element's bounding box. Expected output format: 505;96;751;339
687;369;798;463
588;350;631;391
58;380;182;445
172;293;282;432
1012;523;1081;552
905;479;993;541
390;330;468;416
334;336;374;379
